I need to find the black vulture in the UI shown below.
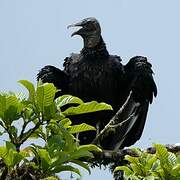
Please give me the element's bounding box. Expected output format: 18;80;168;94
37;17;157;150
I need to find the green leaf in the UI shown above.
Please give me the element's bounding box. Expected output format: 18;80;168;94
62;101;112;116
0;146;7;159
18;80;35;102
36;83;56;112
151;160;160;171
0;143;26;168
71;160;91;174
56;95;83;108
68;123;96;134
129;175;140;180
0;94;23;123
47;135;65;151
52;113;66;122
168;152;177;166
0;130;4;136
171;164;180;176
50;151;71;167
22;106;34;121
69;149;94;159
68;145;101;161
5;149;16;167
146;154;157;170
78;144;102;152
60;118;72;128
154;144;171;171
124;155;144;175
11;151;25;167
6;141;16;151
50;122;76;152
176;155;180;164
19;150;30;158
144;176;155;180
51;165;81;176
130;163;142;175
114;165;133;173
44;177;59;180
44;103;56;120
154;144;169;162
114;166;133;179
125;155;139;164
39;149;51;171
0;94;18;111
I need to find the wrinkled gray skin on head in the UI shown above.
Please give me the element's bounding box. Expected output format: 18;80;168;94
68;17;101;48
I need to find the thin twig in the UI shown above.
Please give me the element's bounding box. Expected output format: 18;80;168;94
18;121;42;145
93;91;139;147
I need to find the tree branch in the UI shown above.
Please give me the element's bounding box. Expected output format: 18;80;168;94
90;143;180;165
16;115;43;151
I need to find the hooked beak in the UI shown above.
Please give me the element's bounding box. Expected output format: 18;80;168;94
67;21;84;37
67;22;83;29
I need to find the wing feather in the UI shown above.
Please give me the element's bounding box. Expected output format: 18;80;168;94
119;56;157;148
37;65;69;96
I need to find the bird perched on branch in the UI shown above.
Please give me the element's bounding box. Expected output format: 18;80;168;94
37;17;157;150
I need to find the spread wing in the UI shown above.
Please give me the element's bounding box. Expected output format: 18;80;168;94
100;56;157;150
37;65;69;96
120;56;157;148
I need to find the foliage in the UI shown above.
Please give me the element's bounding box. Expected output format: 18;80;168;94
114;144;180;180
1;80;179;180
0;80;113;179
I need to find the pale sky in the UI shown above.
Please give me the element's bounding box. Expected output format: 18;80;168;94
0;0;180;179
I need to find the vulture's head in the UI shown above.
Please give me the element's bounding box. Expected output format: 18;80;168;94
68;17;101;48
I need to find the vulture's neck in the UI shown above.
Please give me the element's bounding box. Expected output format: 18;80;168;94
81;36;109;59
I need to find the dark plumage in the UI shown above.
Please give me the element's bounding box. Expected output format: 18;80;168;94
37;17;157;150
